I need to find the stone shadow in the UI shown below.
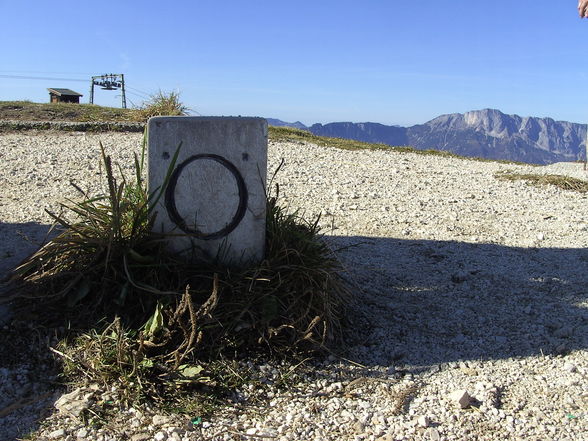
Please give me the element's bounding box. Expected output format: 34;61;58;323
1;227;587;438
328;235;588;369
0;220;59;325
0;221;56;282
0;221;63;441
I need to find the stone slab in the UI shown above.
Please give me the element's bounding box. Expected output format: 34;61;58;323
147;116;267;266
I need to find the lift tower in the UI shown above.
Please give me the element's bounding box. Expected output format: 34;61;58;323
89;74;127;108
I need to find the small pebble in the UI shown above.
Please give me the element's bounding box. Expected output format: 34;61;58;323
154;431;168;441
449;389;472;409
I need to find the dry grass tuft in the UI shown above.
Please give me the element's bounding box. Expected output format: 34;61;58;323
134;90;190;121
6;138;349;409
495;171;588;193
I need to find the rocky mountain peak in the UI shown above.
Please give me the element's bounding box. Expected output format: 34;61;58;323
304;110;587;164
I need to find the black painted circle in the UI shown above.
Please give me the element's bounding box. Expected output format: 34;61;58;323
164;154;248;240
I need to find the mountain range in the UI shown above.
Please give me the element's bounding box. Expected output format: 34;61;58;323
268;109;588;165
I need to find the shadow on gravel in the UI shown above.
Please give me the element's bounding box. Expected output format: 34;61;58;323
330;235;588;369
0;320;61;441
0;222;62;441
2;227;588;438
0;221;55;281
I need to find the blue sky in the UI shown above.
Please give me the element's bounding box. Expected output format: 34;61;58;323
1;0;587;126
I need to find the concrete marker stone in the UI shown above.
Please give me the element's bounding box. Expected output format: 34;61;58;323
147;116;267;266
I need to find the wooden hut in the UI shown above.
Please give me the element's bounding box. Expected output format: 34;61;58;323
47;88;83;104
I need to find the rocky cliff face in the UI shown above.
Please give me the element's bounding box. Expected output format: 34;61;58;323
411;109;586;164
307;109;587;165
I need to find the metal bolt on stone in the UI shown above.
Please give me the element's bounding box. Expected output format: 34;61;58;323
147;116;268;267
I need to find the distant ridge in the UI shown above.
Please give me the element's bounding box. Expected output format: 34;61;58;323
269;110;588;165
266;118;308;130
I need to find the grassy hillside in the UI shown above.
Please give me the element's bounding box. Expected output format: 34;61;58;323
0;93;188;123
0;100;403;149
0;100;140;122
269;125;507;163
0;101;534;163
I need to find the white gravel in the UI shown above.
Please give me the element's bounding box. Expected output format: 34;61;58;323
0;130;587;441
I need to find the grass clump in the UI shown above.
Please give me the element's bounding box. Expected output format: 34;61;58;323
8;140;348;411
135;90;190;120
495;171;588;193
10;141;168;324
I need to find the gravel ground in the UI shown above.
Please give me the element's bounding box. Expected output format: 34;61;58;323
0;131;587;441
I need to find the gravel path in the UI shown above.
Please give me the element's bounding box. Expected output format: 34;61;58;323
0;131;587;441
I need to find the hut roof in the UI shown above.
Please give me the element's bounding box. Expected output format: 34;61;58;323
47;88;83;97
